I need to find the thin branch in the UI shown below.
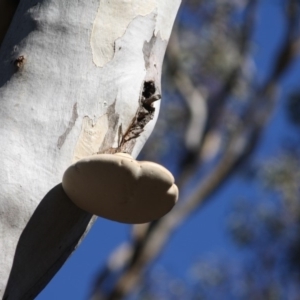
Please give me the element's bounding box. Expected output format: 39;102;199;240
177;0;258;186
167;26;208;153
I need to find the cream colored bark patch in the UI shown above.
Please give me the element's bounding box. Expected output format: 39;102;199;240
91;0;156;67
73;115;109;162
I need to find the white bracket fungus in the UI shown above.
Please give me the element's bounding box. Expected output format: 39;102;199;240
62;153;178;224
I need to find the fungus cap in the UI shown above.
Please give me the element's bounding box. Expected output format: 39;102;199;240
62;153;178;224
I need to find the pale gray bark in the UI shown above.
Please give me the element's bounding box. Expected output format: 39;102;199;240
0;0;181;298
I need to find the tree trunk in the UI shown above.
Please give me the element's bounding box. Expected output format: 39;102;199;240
0;0;181;298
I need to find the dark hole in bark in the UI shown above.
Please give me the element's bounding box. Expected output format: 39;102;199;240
142;81;155;99
137;111;147;121
14;55;25;68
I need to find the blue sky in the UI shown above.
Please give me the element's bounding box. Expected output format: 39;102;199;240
38;1;300;299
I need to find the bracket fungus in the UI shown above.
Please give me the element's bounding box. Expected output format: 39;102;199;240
62;153;178;224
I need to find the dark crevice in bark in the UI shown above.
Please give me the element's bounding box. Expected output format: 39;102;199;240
57;102;78;149
117;81;161;153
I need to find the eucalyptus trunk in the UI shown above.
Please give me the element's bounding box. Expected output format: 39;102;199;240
0;0;181;298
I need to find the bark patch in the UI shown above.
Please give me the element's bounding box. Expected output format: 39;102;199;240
98;101;120;154
143;34;156;69
73;114;109;162
57;103;78;149
90;0;157;67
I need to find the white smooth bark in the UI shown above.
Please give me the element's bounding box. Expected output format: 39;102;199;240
0;0;181;298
